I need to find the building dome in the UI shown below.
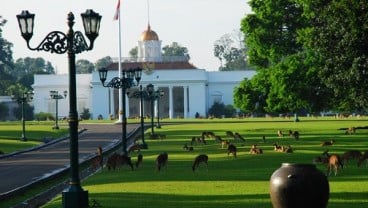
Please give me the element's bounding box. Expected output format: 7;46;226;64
140;24;159;41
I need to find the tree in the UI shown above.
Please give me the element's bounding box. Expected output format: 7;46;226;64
214;30;248;71
76;59;94;74
129;47;138;59
0;16;15;94
162;42;190;59
299;0;368;112
95;56;113;70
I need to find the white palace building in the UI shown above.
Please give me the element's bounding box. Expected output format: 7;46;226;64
32;25;255;120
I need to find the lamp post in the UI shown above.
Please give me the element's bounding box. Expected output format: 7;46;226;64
98;67;142;155
12;91;33;141
146;84;155;136
156;89;164;128
139;85;148;149
50;90;67;130
17;9;102;208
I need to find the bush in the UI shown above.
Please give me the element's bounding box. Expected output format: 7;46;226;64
208;102;236;118
34;112;54;121
80;108;91;120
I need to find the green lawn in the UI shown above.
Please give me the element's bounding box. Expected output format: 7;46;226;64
41;117;368;208
0;121;69;154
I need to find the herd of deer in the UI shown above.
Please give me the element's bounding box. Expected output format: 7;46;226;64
91;127;368;176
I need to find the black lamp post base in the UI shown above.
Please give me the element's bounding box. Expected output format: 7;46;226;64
62;189;89;208
52;126;60;130
20;137;27;142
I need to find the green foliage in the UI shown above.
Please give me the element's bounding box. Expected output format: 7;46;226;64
208;102;236;118
162;42;190;59
80;108;91;120
0;103;9;120
214;31;248;71
13;103;34;120
34;112;54;121
129;47;138;58
95;56;113;70
76;59;94;74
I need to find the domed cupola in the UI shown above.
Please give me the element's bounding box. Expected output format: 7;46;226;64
138;24;162;62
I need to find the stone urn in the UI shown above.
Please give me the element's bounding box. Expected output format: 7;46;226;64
270;163;329;208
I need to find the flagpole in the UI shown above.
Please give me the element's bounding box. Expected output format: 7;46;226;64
117;0;123;123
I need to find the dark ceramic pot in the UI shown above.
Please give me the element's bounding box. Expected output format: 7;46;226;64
270;163;329;208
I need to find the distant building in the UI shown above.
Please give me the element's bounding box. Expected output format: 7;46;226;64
32;25;255;119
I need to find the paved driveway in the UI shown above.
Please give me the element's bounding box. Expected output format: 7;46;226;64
0;123;138;196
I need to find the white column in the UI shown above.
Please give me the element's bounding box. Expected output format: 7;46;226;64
184;86;188;118
169;86;173;119
126;94;130;118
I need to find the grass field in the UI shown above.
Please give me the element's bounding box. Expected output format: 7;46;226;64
38;117;368;208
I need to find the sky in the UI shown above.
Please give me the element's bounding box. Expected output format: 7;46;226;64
2;0;251;74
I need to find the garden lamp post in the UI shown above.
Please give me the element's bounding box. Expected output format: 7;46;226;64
147;83;155;136
139;85;148;149
17;9;102;208
50;90;67;130
98;67;142;155
156;89;164;128
12;91;33;141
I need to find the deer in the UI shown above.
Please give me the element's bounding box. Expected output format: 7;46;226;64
320;140;335;146
135;153;143;168
226;130;235;138
250;144;263;154
341;150;362;167
106;153;134;171
183;143;194;151
234;132;245;142
357;151;368;167
192;154;208;171
321;150;343;176
273;143;283;152
156;152;168;172
227;144;237;159
90;146;103;170
289;130;299;140
277;130;283;137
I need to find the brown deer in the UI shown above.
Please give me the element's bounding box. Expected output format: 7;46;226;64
273;143;283;152
183;143;194;151
289;130;299;140
345;127;356;135
250;144;263;154
341;150;362;167
90;146;103;170
226;130;235;138
277;130;283;137
283;145;293;153
135;153;143;168
322;150;343;176
192;154;208;171
227;144;237;159
106;153;134;171
156;152;168;172
234;132;245;142
221;140;230;149
320;140;335;146
357;151;368;167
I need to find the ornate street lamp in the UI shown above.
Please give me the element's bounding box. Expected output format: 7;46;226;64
17;9;101;208
146;83;155;136
98;67;142;155
50;90;67;130
12;91;33;141
156;89;164;128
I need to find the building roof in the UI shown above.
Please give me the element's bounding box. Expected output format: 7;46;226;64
140;25;159;41
106;61;198;71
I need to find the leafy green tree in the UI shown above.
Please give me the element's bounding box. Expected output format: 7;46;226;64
95;56;113;70
299;0;368;112
214;30;248;71
129;47;138;59
208;102;236;118
0;16;15;94
0;103;9;120
76;59;94;74
162;42;190;59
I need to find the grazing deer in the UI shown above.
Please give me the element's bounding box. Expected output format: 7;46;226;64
183;143;194;151
135;153;143;168
277;130;283;137
202;131;215;138
226;130;235;138
273;143;283;152
289;130;299;140
234;132;245;142
90;146;103;170
215;135;223;143
221;140;230;149
227;144;237;159
156;152;168;172
106;153;134;171
128;143;141;153
345;127;356;135
283;145;293;153
320;139;335;146
192;154;209;171
250;144;263;154
322;150;343;176
357;151;368;167
341;150;362;167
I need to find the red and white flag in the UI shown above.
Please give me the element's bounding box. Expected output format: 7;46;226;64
113;0;120;20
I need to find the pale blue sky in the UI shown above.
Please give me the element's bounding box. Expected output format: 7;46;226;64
2;0;251;73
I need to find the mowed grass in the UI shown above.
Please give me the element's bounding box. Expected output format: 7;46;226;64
39;117;368;207
0;121;69;153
